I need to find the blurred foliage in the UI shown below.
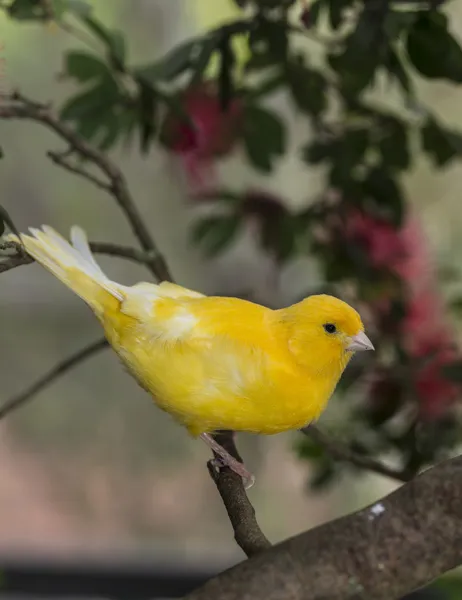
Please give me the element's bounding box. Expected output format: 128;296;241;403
2;0;462;495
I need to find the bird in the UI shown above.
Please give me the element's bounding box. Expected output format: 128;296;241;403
7;225;374;488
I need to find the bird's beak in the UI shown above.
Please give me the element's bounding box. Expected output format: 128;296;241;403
347;331;374;352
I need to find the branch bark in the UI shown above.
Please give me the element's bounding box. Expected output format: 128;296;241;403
186;455;462;600
0;240;164;273
0;338;108;419
0;91;172;281
208;431;271;557
302;425;414;483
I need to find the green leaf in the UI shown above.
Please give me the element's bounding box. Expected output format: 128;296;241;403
64;0;92;17
421;117;462;167
218;35;235;112
450;297;462;316
260;214;297;262
338;127;370;166
249;17;288;64
441;361;462;383
97;111;121;150
137;83;158;154
384;10;417;40
302;139;333;164
406;12;462;82
378;118;410;171
327;0;352;30
364;378;404;426
190;34;219;85
192;215;241;256
242;105;286;173
286;61;327;117
196;190;242;203
135;38;201;83
309;459;337;490
8;0;42;20
295;436;325;461
306;126;369;167
64;51;110;82
80;16;126;67
303;0;325;28
362;167;405;226
59;76;123;149
60;76;119;121
384;47;413;99
329;8;385;96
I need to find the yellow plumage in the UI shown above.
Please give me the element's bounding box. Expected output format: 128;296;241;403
8;225;373;485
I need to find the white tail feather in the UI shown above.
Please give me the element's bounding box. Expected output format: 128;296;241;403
70;226;106;277
19;225;125;306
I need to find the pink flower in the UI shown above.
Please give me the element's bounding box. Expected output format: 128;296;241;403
163;83;242;193
412;331;459;419
345;212;407;269
345;210;460;419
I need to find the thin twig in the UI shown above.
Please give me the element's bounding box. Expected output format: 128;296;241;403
0;240;161;273
208;431;271;557
0;338;108;420
302;425;413;483
0;91;172;281
47;150;110;191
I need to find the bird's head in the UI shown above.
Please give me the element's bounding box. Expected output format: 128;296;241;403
280;294;374;374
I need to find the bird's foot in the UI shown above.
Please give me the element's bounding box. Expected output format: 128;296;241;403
201;432;255;490
209;456;255;490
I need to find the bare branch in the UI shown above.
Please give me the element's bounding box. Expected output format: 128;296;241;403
186;454;462;600
208;431;271;557
47;150;110;191
302;425;413;483
0;338;108;420
0;91;172;281
0;240;162;273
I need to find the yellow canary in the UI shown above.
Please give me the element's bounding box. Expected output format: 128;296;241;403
9;226;374;487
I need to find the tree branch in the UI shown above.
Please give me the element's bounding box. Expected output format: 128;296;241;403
0;91;172;281
208;431;271;557
185;454;462;600
47;149;111;191
0;240;162;273
0;338;108;420
302;425;414;483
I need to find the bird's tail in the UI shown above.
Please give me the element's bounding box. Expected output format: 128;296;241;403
8;225;124;316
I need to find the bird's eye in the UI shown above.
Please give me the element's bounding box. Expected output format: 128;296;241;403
323;323;337;334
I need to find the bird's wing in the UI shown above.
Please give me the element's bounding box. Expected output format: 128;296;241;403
119;284;282;351
119;281;204;324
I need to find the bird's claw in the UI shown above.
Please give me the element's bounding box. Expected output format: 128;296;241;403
209;457;255;490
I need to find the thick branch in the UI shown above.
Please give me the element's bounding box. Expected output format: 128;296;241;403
0;92;172;281
0;338;108;419
186;455;462;600
302;425;413;483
